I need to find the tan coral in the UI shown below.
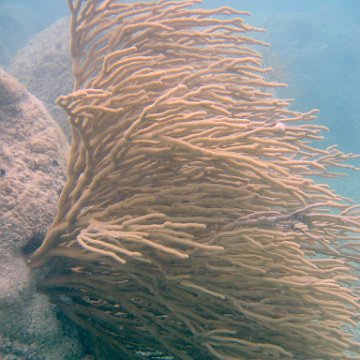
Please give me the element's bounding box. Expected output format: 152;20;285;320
30;1;360;359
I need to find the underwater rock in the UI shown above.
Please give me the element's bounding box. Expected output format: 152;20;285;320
0;69;84;359
0;68;68;252
9;17;73;141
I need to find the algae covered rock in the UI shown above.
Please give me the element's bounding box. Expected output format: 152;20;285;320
0;69;84;359
10;17;73;140
0;68;67;252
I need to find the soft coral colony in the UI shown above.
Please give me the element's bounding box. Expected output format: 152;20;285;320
30;0;360;359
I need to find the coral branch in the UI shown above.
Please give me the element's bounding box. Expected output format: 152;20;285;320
31;1;359;359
